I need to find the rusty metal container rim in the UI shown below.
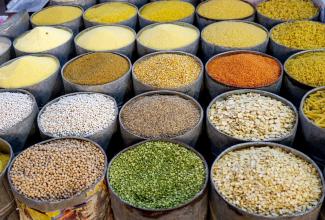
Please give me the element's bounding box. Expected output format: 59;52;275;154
136;22;200;51
7;136;108;211
138;1;195;24
283;49;325;90
206;89;299;142
61;51;132;88
37;91;119;139
107;138;209;212
201;20;269;50
195;0;255;22
205;50;283;89
0;138;13;180
210;141;325;218
299;86;325;131
132;50;203;91
0;54;61;89
13;26;74;54
119;90;204;140
74;24;136;52
0;36;12;56
30;5;84;27
83;2;138;26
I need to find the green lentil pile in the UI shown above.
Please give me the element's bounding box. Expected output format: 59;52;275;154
109;141;206;209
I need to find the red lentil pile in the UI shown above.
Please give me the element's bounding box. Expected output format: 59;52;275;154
207;53;281;88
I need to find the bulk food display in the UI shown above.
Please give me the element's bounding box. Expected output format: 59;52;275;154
0;0;324;219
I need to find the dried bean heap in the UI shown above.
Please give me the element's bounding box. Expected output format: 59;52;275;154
10;139;105;201
121;95;200;138
209;93;296;140
39;93;116;137
0;92;33;131
212;146;323;216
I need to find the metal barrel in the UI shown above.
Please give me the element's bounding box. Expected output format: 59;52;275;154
0;11;29;40
61;52;132;107
201;21;269;62
7;137;109;219
74;24;136;60
83;2;138;30
132;51;203;99
205;50;283;99
0;36;12;65
119;90;204;147
138;1;195;28
30;5;84;35
37;92;118;151
136;22;200;57
0;89;38;153
299;86;325;161
210;141;325;220
49;0;97;9
107;139;209;220
0;54;61;107
195;0;255;30
206;89;298;154
13;26;74;64
100;0;148;8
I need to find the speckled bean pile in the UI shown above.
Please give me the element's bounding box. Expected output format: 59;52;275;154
39;93;116;137
209;93;296;141
212;146;322;216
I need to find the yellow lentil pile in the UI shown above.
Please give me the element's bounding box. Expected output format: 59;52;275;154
134;53;201;88
257;0;319;21
31;6;82;25
84;2;137;24
303;90;325;128
138;24;198;50
271;21;325;50
76;26;135;51
140;1;194;22
202;21;267;48
285;51;325;87
197;0;254;20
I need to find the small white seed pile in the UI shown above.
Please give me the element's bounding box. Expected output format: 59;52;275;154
10;139;105;201
39;93;116;137
209;93;296;141
0;92;33;131
212;146;323;217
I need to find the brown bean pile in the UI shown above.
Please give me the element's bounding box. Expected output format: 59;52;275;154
9;139;105;201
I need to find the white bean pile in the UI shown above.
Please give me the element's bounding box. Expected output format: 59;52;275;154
0;92;33;131
39;93;116;137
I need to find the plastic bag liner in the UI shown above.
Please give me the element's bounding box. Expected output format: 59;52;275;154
6;0;48;13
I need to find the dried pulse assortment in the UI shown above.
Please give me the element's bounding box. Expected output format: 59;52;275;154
121;95;200;138
109;141;206;209
9;139;105;201
212;146;323;216
0;152;9;173
303;90;325;128
285;51;325;87
63;53;130;85
39;94;116;137
134;53;201;88
31;6;82;25
209;93;296;141
207;52;281;88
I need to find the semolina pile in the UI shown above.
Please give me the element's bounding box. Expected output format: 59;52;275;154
31;6;82;25
202;21;267;48
197;0;254;20
271;21;325;50
303;90;325;128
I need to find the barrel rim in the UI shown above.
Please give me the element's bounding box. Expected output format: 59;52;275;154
206;89;299;142
0;36;12;56
7;136;108;211
37;91;118;139
107;138;209;212
205;50;283;89
0;137;13;180
210;141;325;218
119;89;204;140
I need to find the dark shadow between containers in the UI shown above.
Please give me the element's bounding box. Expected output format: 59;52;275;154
106;139;209;220
49;0;97;9
210;142;325;220
119;90;204;147
205;50;283;99
0;36;12;65
206;89;298;154
132;51;204;99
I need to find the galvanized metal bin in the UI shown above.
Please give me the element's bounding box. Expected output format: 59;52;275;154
50;0;97;9
0;11;29;39
0;36;12;66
